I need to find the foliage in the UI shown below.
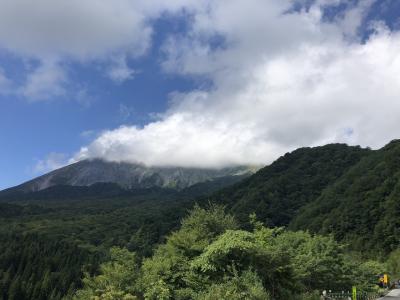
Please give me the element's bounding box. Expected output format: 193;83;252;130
74;247;139;300
139;205;238;299
291;140;400;255
3;141;399;299
137;207;362;300
386;249;400;278
353;259;386;291
0;184;224;300
195;270;270;300
274;230;350;292
0;232;99;300
207;144;369;227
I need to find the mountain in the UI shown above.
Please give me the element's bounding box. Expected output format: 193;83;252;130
207;143;371;227
2;141;400;300
290;139;400;254
2;159;256;194
204;140;400;254
0;164;255;300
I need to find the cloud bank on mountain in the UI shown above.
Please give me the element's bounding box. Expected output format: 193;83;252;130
2;0;399;168
75;0;400;168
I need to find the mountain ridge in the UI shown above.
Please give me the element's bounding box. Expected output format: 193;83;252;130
200;140;400;253
2;141;400;300
290;139;400;253
1;158;258;194
205;143;371;226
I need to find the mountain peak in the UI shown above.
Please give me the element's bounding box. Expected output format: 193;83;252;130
5;159;257;193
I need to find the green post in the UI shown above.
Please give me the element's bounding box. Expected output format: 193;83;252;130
352;286;357;300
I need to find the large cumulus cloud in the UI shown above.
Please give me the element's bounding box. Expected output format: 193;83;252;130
74;0;400;168
4;0;397;168
0;0;202;58
0;0;203;98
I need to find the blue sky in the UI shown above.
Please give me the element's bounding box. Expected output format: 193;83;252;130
0;9;198;189
1;0;400;190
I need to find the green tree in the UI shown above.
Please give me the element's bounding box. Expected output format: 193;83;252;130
353;259;385;291
275;230;350;291
387;249;400;278
140;205;238;299
196;270;270;300
191;228;294;298
8;276;24;300
74;247;139;300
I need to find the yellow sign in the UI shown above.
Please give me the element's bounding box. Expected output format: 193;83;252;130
384;274;388;285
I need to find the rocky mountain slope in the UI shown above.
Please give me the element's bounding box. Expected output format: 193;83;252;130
2;159;256;193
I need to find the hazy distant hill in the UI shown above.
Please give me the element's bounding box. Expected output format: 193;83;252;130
2;159;257;194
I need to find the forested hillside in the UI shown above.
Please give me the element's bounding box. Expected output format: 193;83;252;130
73;206;386;300
0;195;187;299
207;144;370;226
2;141;400;299
291;140;400;254
0;177;246;300
205;141;400;255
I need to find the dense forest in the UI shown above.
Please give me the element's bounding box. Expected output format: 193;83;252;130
0;179;245;300
1;141;400;299
290;140;400;255
72;206;387;300
207;143;370;227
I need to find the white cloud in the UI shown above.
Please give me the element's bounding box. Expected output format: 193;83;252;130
0;0;156;99
0;0;153;60
74;0;400;168
0;0;203;96
107;57;136;84
0;0;215;62
1;60;67;101
20;61;66;101
74;113;282;168
34;152;69;174
336;0;377;38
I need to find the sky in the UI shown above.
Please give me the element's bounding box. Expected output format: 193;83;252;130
1;0;400;190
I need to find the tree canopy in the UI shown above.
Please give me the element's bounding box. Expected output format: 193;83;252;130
75;206;385;300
